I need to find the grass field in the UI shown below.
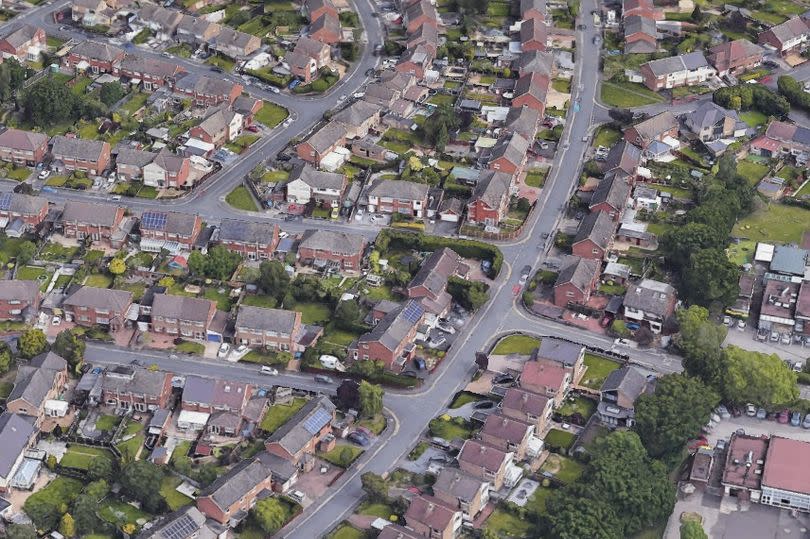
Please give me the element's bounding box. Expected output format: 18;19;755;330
320;444;364;467
25;477;83;514
16;266;47;282
492;334;540;355
593;125;621;148
740;110;768;128
60;445;115;470
175;341;204;355
95;414;120;431
540;454;584;483
557;395;597;419
241;294;277;308
544;428;577;451
450;391;485;409
581;353;621;389
226;186;259;211
733;203;810;244
99;499;150;528
84;273;113;288
429;415;475;441
737;159;770;186
293;302;332;324
486;508;532;537
600;81;664;107
161;475;193;510
255;101;289;128
116;434;145;460
329;524;365;539
260;397;307;433
525;168;548;188
120;92;148;115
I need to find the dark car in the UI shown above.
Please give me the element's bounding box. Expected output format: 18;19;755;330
210;66;224;73
315;374;333;384
414;357;426;370
521;265;532;278
365;68;375;76
493;373;515;385
347;432;369;446
474;400;496;410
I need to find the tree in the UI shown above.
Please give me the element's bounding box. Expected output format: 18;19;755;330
358;380;384;418
681;520;708;539
336;379;361;410
0;58;26;103
0;341;12;374
674;306;727;389
690;4;703;22
22;77;78;127
547;489;623;539
15;240;36;267
661;223;724;269
204;245;242;280
108;257;126;275
120;461;165;513
99;82;125;106
447;276;489;311
335;300;361;330
83;479;110;501
86;457;113;481
258;259;290;302
72;495;102;536
722;346;798;407
59;513;76;538
634;374;720;459
252;498;288;534
187;250;207;276
18;328;48;359
6;524;37;539
361;472;389;501
23;494;61;531
53;329;86;375
158;276;175;288
683;249;740;308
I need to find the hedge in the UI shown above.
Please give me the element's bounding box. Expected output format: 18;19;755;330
376;229;503;277
797;372;810;386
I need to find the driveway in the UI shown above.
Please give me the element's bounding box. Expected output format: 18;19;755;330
706;415;810;446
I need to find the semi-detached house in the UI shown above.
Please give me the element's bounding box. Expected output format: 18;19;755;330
286;163;347;206
6;352;68;425
297;229;367;271
217;219;280;260
295;121;348;165
99;365;173;412
367;178;430;218
640;51;715;91
139;210;202;250
457;439;514;491
59;201;126;247
0;129;49;166
65;40;126;74
433;468;490;523
264;395;336;465
0;25;45;63
116;55;185;91
234;305;302;351
0;192;48;227
63;286;133;330
467;170;512;226
50;135;111;175
143;150;191;189
350;300;425;371
0;280;40;322
196;457;274;525
622;278;677;333
150;293;218;341
0;412;37;492
115;147;156;181
190;105;243;148
758;15;810;56
173;73;243;106
405;495;463;539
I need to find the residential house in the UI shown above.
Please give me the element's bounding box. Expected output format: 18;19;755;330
350;300;425;371
232;95;263;126
116;55;185;91
285;163;347;206
500;387;553;433
534;337;585;381
623;278;677;333
138;4;184;37
603;140;642;176
210;27;261;60
553;256;600;308
71;0;112;25
572;211;616;260
100;365;174;412
511;72;549;116
433;468;490;523
404;0;438;34
190;105;243;147
396;43;435;79
285;49;319;84
143;150;191;189
519;358;571;406
520;0;546;20
623;15;658;54
480;414;535;461
486;132;531;174
503;105;541;141
234;306;302;351
310;13;341;45
0;129;49;167
264;395;337;465
332;100;381;139
758;15;810;56
151;293;217;341
115;147;157;181
623;111;678;149
139;210;202;250
597;365;652;427
589;171;631;220
196;457;274;525
0;280;40;322
513;49;554;78
685;101;745;142
59;201;126;246
404;495;463;539
303;0;338;22
406;23;439;54
0;193;48;227
708;39;765;77
217;219;280;261
181;376;252;436
0;25;45;63
639;52;715;91
406;247;461;320
520;17;547;52
173;74;243;106
63;286;133;330
297;229;367;271
457;439;513;491
378;525;424;539
751;120;810;159
367;179;430;218
66;41;125;74
6;352;68;424
0;412;37;492
176;16;222;45
466;170;512;226
140;506;224;539
295;121;348;165
50;135;111;175
623;0;660;19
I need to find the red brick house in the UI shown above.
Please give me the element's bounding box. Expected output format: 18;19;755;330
350;300;425;371
63;286;133;330
457;439;512;490
310;13;341;45
589;171;631;220
757;16;810;56
480;414;535;461
707;39;765;77
486;132;530;175
265;396;336;465
297;229;367;271
0;25;45;63
572;211;616;260
520;17;547;52
59;201;126;246
520;359;571;406
501;387;553;432
395;43;435;80
303;0;338;22
232;95;263;126
6;352;68;425
404;0;438;34
50;136;111;176
520;0;546;21
623;111;678;150
433;468;490;523
367;179;430;218
234;306;302;351
0;280;40;323
151;294;217;341
0;128;49;166
624;15;658;54
189;106;242;148
295;121;348;165
0;193;48;227
196;458;275;525
217;219;280;261
553;256;600;307
139;210;202;250
143;150;191;189
511;72;549;115
404;495;462;539
466;170;512;226
100;365;173;412
65;40;125;74
116;55;185;91
173;74;242;106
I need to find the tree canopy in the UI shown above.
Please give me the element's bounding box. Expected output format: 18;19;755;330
53;329;86;375
358;380;384;418
120;461;165;513
18;328;48;359
681;520;709;539
188;245;242;280
257;259;290;303
722;346;798;407
674;306;727;390
252;497;289;534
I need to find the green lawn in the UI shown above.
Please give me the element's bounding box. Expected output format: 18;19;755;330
260;397;307;432
226;185;259;211
429;416;475;441
733;203;810;244
206;54;236;72
4;166;31;181
525;168;548;188
727;239;757;266
526;486;556;517
25;477;83;519
427;93;455;107
98;499;151;528
84;273;113;288
593;125;622;148
492;335;540;355
544;428;577;451
175;341;205;355
16;265;47;281
116;434;145;460
120;92;148;115
450;391;485;409
226;134;260;154
165;43;193;58
263;169;290;182
160;475;194;510
737;159;770;186
95;414;120;431
552;78;571;93
540;454;584;483
648;182;693;200
358;414;387;435
322;323;361;347
557;395;597;419
486;508;532;538
70;76;93;95
293;302;332;324
357;501;395;518
203;287;233;311
328;523;365;539
256;101;289;128
241;294;278;308
320;444;364;467
60;445;115;470
40;242;79;262
581;353;621;389
600;81;664;107
740;110;768;128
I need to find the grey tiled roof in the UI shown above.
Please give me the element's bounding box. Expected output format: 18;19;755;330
643;51;710;76
554;256;599;293
152;293;214;323
408;247;461;298
0;412;36;479
69;40;124;62
488;132;530;167
333;100;380;127
0;280;39;302
200;457;272;511
535;337;582;367
573;211;615;250
305;121;349;153
600;365;649;406
101;366;169;398
357;300;424;351
513;50;554;76
9;352;66;409
0;128;49;153
235;305;298;333
51;135;108;162
520;0;546;16
433;468;484;502
299;229;366;255
504;106;541;139
115;147;157;168
218;219;278;244
471;170;512;210
590;172;631;211
623;278;676;316
174;73;238;99
289;163;346;190
61;201;122;227
140;210;198;236
265;395;335;455
368;178;430;201
685;101;739;133
64;286;132;313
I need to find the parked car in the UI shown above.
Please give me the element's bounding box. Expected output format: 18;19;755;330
436;322;455;334
803;414;810;429
315;374;334;384
51;315;61;326
246;125;260;133
413;357;426;370
217;343;230;358
791;412;802;427
260;366;278;376
745;403;756;417
474;400;495;410
235;344;248;354
770;331;780;342
493;373;516;385
756;407;767;419
347;432;369;446
481;260;492;273
427;336;447;349
781;333;791;345
723;316;733;326
38;169;51;180
778;409;789;424
715;405;731;419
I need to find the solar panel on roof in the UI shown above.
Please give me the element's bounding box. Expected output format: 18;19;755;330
302;408;331;435
0;193;12;211
402;301;424;324
161;514;198;539
142;211;167;231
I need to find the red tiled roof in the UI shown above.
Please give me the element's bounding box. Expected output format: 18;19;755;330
763;436;810;495
520;359;567;390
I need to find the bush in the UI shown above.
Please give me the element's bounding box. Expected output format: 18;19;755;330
797;372;810;386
